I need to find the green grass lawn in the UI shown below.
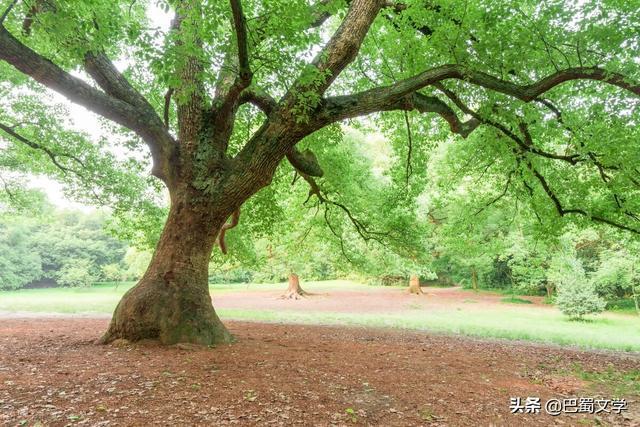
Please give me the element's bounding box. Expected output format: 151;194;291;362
1;281;639;352
0;280;371;314
218;307;640;352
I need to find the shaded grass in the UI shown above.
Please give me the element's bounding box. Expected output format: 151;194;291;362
501;296;533;304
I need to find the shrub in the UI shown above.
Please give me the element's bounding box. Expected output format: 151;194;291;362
556;281;606;320
57;259;98;287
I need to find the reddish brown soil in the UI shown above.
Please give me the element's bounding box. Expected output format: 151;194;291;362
213;285;548;313
1;318;638;426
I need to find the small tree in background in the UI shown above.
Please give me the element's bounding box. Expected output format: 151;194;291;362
556;281;606;321
57;259;98;288
553;256;605;320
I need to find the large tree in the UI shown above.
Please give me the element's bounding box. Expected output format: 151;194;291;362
1;0;639;345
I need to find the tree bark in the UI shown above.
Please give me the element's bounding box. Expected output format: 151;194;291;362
471;268;478;291
100;193;233;345
408;275;423;295
281;273;306;300
545;283;555;299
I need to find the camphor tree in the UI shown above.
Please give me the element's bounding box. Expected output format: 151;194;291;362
1;0;639;345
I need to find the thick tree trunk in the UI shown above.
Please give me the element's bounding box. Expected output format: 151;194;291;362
100;197;233;346
281;273;307;300
408;275;423;295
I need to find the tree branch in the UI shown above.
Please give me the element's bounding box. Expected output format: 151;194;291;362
213;0;254;126
164;88;174;129
321;64;639;123
423;85;640;235
286;147;324;177
0;122;85;177
0;26;176;182
230;0;251;84
284;0;383;104
238;86;277;115
320;91;480;138
527;163;639;234
218;209;241;254
296;171;389;244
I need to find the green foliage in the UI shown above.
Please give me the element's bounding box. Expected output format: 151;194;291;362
101;263;126;283
0;221;43;290
57;258;98;288
592;244;640;299
0;199;127;289
556;270;607;321
123;247;153;281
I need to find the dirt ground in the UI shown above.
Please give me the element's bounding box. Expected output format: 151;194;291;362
212;285;548;313
1;318;638;426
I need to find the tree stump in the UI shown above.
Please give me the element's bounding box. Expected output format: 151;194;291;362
408;275;424;295
281;273;307;300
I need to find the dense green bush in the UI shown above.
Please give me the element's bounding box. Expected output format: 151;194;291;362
0;208;127;290
57;259;98;287
556;281;607;320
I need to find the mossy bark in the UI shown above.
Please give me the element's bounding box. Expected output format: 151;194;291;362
100;195;233;346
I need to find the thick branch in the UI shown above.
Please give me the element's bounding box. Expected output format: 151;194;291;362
322;65;639;122
213;0;253;126
218;209;240;254
84;52;153;110
238;86;277;115
0;27;176;182
164;88;174;129
286;147;324;177
230;0;251;83
287;0;383;100
320;91;480;138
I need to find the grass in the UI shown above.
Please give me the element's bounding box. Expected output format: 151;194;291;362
218;306;640;352
574;365;640;397
0;280;370;314
1;280;639;352
501;296;533;304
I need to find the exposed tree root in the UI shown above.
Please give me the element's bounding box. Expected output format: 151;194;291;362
408;275;424;295
280;273;308;300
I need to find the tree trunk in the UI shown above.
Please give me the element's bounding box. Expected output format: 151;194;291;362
100;197;233;346
408;275;423;295
281;273;306;300
545;283;555;299
471;268;478;291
